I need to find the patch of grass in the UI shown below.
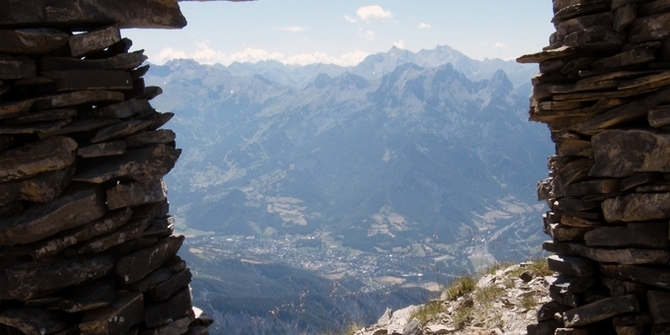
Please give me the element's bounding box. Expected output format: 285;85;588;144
519;293;538;310
341;322;364;335
507;257;553;280
502;276;515;289
409;300;444;324
319;322;365;335
474;286;505;305
444;275;476;300
526;257;552;277
453;306;473;330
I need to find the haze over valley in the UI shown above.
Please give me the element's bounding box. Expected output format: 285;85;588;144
145;45;551;334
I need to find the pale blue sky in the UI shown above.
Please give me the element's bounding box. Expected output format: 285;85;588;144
124;1;554;66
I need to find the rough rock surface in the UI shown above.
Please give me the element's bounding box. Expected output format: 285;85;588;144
353;263;551;335
518;1;670;333
0;2;215;335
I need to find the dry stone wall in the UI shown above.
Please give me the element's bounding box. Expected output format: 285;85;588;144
0;2;213;335
518;1;670;334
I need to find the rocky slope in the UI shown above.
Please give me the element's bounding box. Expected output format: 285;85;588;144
352;261;552;335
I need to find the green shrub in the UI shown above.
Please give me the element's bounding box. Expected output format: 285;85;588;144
409;300;444;324
444;275;476;300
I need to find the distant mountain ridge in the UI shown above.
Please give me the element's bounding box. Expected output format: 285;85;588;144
205;45;537;88
146;45;551;334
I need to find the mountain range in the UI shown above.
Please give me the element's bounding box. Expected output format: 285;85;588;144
144;45;552;334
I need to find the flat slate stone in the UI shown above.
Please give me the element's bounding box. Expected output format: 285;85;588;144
128;268;172;293
563;294;639;327
0;185;106;246
580;87;670;134
546;241;670;264
639;0;670;16
148;268;192;301
77;216;149;254
592;47;656;70
602;193;670;222
140;314;193;335
41;70;132;92
555;12;613;41
48;280;116;313
3;108;76;124
549;223;590;242
79;292;144;335
629;12;670;44
0;308;65;335
0;99;34;119
548;254;595;277
562;28;625;51
73;144;181;184
0;29;69;55
0;254;114;301
142;216;174;238
648;105;670;128
69;25;121;57
31;208;132;260
0;164;74;206
0;136;77;183
131;199;170;222
80;99;153;119
126;130;175;148
517;46;575;64
561;215;602;228
556;139;593;158
614;3;637;32
91;119;154;143
116;235;184;284
0;0;187;29
34;90;125;110
77;141;126;158
613;313;653;327
590;130;670;177
547;274;596;295
600;264;670;289
41;51;147;71
585;222;669;248
106;179;167;210
144;288;192;329
37;119;120;138
564;179;619;197
621;173;661;191
0;119;71;135
602;278;648;298
0;56;36;80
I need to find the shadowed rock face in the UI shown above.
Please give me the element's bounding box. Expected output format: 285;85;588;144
0;0;187;29
0;1;219;335
518;1;670;334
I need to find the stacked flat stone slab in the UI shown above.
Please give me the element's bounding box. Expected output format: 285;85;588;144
0;2;213;335
519;1;670;334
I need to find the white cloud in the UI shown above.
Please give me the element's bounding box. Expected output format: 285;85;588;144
394;39;405;49
157;47;187;63
356;5;392;22
418;22;431;29
192;41;226;64
283;50;369;66
493;42;508;49
358;29;376;41
278;26;306;33
228;48;285;63
344;15;357;23
151;42;369;67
